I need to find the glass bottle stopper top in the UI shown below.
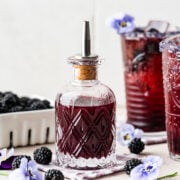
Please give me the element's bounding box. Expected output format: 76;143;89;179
68;21;99;80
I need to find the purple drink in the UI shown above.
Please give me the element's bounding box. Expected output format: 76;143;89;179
121;30;165;132
160;35;180;160
55;100;115;159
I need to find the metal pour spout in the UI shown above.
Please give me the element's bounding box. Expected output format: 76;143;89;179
82;21;91;57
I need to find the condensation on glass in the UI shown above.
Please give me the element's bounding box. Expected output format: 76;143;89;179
160;34;180;161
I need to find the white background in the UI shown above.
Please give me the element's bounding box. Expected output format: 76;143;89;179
0;0;179;106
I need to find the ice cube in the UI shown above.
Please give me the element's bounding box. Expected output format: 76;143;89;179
176;51;180;62
145;20;170;34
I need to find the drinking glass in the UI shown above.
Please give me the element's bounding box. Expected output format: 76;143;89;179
160;34;180;160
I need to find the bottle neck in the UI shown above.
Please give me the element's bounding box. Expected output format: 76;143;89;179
74;65;98;80
72;65;99;85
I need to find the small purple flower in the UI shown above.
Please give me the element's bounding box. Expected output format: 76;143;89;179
0;148;16;170
117;123;143;146
106;12;135;34
0;148;14;165
9;158;42;180
142;155;163;167
130;156;163;180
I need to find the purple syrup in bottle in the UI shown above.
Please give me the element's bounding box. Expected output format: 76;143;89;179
56;98;116;159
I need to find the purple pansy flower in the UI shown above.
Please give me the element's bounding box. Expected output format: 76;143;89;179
0;148;16;170
117;123;143;146
9;158;42;180
106;12;135;34
0;148;14;164
130;156;163;180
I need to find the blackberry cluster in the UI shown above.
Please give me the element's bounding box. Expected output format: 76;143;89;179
124;158;142;175
0;91;52;113
128;138;145;154
45;169;64;180
33;147;52;165
12;155;31;169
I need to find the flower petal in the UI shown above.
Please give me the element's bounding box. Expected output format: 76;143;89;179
0;156;18;170
143;156;163;167
123;14;134;22
9;169;27;180
117;123;136;146
0;149;7;164
130;163;159;180
134;129;144;139
106;12;135;34
20;158;28;176
122;123;135;132
27;160;42;180
32;170;43;180
28;160;38;172
130;164;146;180
7;148;14;158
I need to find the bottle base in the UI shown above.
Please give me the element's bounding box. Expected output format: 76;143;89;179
170;152;180;161
55;150;116;170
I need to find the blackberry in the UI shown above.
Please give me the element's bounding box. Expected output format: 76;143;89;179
145;40;159;54
0;101;8;113
33;147;52;165
9;106;24;112
2;93;19;108
128;138;145;154
30;101;47;110
12;155;31;169
124;158;142;175
42;100;52;108
45;169;64;180
0;92;3;99
27;98;41;106
19;97;30;107
24;107;33;111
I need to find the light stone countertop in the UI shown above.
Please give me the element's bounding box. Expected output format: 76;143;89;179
1;143;180;180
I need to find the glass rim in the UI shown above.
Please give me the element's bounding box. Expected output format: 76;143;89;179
122;29;165;40
68;55;104;66
159;34;180;53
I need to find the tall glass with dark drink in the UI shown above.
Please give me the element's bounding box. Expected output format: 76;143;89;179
121;21;176;132
160;34;180;160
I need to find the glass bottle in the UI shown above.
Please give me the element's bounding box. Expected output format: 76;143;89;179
55;21;116;169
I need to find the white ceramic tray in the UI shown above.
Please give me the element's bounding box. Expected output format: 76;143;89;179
0;108;55;148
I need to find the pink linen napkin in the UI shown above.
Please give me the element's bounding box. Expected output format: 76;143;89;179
38;154;139;180
142;132;167;145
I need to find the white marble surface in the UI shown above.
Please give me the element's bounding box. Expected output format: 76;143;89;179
1;143;180;180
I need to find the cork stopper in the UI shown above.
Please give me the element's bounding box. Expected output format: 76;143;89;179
68;21;99;80
74;65;97;80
